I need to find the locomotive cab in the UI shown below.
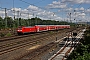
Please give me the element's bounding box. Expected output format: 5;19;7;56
17;26;23;35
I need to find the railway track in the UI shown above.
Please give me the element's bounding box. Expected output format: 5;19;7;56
0;29;73;51
0;31;58;55
48;29;84;60
0;32;51;48
16;28;84;60
18;42;57;60
0;29;71;59
0;31;54;42
0;27;84;60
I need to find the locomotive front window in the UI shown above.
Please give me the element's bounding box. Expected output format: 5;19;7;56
18;28;22;30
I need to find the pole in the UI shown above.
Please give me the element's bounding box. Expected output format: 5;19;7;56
28;13;30;26
17;11;19;27
5;8;7;28
13;0;15;33
70;13;72;23
35;15;37;25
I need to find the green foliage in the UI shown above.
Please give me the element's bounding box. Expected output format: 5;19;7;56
49;31;54;34
67;27;90;60
5;32;12;37
0;16;76;29
4;17;13;28
0;33;5;37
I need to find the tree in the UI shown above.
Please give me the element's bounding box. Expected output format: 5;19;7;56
67;28;90;60
0;16;4;29
4;17;13;28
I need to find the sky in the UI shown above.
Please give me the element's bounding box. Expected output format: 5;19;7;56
0;0;90;22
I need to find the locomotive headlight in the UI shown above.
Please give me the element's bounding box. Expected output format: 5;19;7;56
18;30;22;31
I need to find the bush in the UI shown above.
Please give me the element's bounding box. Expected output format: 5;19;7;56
67;27;90;60
0;33;5;37
6;32;12;37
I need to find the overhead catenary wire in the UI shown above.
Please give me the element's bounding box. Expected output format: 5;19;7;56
71;2;83;23
19;0;47;10
19;0;54;17
32;0;47;5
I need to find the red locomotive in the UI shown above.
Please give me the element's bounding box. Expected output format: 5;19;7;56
17;25;70;34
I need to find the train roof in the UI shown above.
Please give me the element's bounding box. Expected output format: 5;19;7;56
19;25;70;28
23;26;35;28
35;25;47;26
35;25;70;26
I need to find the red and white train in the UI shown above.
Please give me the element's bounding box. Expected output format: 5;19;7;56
17;25;70;34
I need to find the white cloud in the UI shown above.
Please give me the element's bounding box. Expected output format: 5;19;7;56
27;5;41;12
0;10;4;14
0;10;5;18
0;0;90;22
0;5;63;21
77;12;85;15
47;1;67;9
11;8;21;11
66;8;73;12
62;0;90;4
80;7;84;11
86;9;90;13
